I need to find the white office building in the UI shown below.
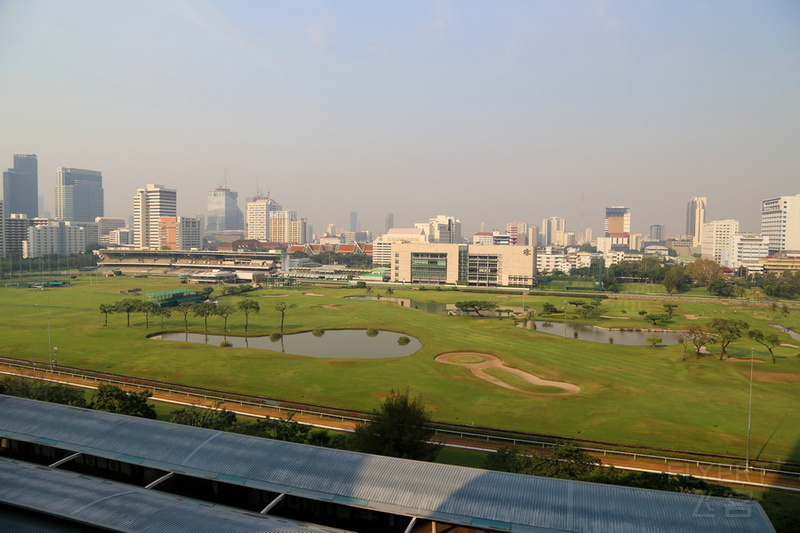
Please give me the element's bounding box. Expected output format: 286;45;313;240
414;215;462;244
761;194;800;254
245;196;282;241
721;233;770;271
133;184;177;249
701;219;739;264
373;228;427;265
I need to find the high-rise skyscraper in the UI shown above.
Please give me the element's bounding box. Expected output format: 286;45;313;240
3;154;38;218
206;187;243;232
133;184;177;249
604;207;631;250
350;211;358;232
385;212;394;233
761;194;800;254
686;197;707;247
245;195;282;241
649;225;665;242
55;167;104;223
540;217;566;246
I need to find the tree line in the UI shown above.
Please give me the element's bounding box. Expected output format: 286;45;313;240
99;290;296;333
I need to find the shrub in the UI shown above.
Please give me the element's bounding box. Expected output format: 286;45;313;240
397;336;410;346
270;332;282;341
312;327;325;337
366;328;379;337
220;340;233;348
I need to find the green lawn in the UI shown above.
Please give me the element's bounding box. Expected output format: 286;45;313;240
2;275;799;462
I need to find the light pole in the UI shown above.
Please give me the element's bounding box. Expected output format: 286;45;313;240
563;301;568;338
746;347;754;470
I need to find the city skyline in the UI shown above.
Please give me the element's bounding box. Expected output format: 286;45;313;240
1;2;798;236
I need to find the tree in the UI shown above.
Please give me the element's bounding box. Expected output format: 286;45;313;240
487;444;600;480
748;329;781;364
139;301;155;328
215;304;236;332
176;301;194;332
707;318;749;359
274;301;296;332
99;303;114;326
114;298;140;327
196;286;214;299
171;403;238;430
646;336;662;347
455;300;498;318
385;287;394;296
91;384;156;419
707;278;734;297
152;306;171;328
523;443;600;479
685;258;722;287
663;303;678;318
685;323;715;357
352;388;441;461
193;302;217;332
643;313;666;326
662;264;687;294
237;298;260;331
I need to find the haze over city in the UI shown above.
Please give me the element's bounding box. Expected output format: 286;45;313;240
1;1;798;236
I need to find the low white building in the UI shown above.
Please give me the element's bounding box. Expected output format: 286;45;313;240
23;221;86;258
390;243;534;287
721;233;770;270
373;228;427;265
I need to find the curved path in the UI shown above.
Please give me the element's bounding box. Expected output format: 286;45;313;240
435;352;580;395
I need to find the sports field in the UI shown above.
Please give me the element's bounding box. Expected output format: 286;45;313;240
2;275;799;463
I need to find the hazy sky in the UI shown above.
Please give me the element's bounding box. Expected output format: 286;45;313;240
1;0;798;238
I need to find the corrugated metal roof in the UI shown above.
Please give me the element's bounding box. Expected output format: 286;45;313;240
0;395;775;533
0;457;349;533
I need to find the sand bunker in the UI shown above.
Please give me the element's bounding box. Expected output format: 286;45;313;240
260;294;290;298
436;352;580;395
321;304;341;310
684;314;701;320
304;292;324;296
601;315;630;320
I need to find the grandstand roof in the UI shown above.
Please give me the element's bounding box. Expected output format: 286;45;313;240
0;396;774;533
0;457;345;533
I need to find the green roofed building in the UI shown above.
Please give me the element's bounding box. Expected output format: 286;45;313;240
145;289;201;308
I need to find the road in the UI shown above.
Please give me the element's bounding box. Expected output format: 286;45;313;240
2;362;799;494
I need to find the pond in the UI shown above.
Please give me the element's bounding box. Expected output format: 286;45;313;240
522;320;684;346
347;296;683;345
152;330;421;359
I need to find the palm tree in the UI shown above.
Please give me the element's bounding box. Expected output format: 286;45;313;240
385;287;394;296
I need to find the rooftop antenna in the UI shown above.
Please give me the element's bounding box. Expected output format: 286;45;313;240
220;167;229;189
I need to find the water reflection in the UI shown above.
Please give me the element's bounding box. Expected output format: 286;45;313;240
153;329;421;359
521;320;683;345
